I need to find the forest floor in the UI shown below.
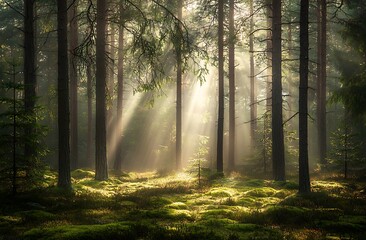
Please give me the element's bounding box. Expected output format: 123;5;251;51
0;169;366;240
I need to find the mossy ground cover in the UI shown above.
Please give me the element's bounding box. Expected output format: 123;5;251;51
0;169;366;240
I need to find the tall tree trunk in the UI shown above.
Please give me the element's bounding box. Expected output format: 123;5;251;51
57;0;71;189
114;1;124;171
299;0;311;193
217;0;224;174
12;61;17;195
249;0;257;148
271;0;285;181
107;23;116;161
228;0;235;171
95;0;108;180
69;0;79;170
176;0;183;170
266;0;272;113
264;0;272;173
87;64;93;166
317;0;327;164
24;0;36;164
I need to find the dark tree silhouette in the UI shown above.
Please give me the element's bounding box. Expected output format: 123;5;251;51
271;0;285;181
24;0;36;164
299;0;311;193
317;0;327;164
217;0;224;174
69;0;79;170
95;0;108;180
57;0;71;189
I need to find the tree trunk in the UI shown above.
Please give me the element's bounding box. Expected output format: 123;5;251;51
264;0;272;173
299;0;311;193
57;0;71;189
271;0;285;181
114;1;124;171
228;0;235;171
87;64;93;166
317;0;327;164
95;0;108;180
266;0;272;113
24;0;36;164
106;26;114;163
249;0;257;149
12;62;17;195
69;0;79;170
217;0;224;174
176;0;183;170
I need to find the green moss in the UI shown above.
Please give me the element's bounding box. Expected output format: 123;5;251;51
71;169;95;179
17;210;57;223
273;189;292;198
209;187;237;197
118;201;137;207
226;223;258;231
149;196;173;207
23;222;133;240
270;180;299;190
281;191;341;209
169;209;192;220
318;220;365;233
241;179;266;187
264;206;312;225
245;187;277;198
167;202;188;209
201;208;234;220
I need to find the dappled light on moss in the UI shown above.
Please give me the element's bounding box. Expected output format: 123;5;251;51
1;171;366;239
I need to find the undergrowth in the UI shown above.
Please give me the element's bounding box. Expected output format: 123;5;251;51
0;169;365;240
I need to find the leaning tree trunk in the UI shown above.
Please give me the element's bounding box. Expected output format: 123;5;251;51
228;0;235;171
216;0;224;174
57;0;71;189
317;0;327;165
24;0;36;166
114;1;125;171
299;0;311;193
69;0;79;170
271;0;285;181
95;0;108;180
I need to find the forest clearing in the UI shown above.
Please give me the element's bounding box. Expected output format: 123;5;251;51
1;169;366;240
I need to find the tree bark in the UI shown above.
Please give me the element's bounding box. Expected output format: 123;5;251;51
24;0;36;163
107;23;115;162
114;1;124;171
266;0;272;113
271;0;285;181
176;0;183;170
95;0;108;180
69;0;79;170
57;0;71;189
87;64;93;166
264;0;272;173
299;0;311;193
249;0;257;149
217;0;224;174
317;0;327;164
228;0;235;171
